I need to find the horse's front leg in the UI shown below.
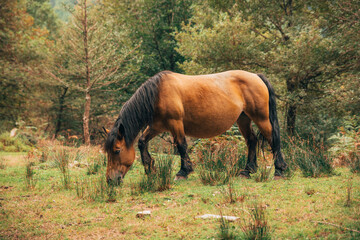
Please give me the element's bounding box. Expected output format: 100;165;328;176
174;137;194;180
138;126;159;175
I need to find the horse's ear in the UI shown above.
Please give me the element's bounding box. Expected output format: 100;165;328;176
100;127;109;140
102;127;109;134
118;124;125;139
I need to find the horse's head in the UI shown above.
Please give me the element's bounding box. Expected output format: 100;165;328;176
104;124;135;185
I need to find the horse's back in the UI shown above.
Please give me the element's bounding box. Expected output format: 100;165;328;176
153;70;269;138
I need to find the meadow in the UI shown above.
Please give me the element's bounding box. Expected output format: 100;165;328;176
0;137;359;240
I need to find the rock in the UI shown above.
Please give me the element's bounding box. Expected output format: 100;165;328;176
10;128;18;137
136;210;151;219
196;214;239;222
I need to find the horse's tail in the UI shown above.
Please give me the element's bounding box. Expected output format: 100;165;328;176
257;73;281;154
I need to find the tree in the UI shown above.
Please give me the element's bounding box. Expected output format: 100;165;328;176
44;0;141;144
176;0;359;136
0;0;54;130
104;0;193;77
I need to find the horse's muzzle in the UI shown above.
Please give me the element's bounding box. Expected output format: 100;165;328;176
106;174;123;186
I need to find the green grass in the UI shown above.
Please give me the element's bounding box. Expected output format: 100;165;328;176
0;151;27;156
0;151;360;239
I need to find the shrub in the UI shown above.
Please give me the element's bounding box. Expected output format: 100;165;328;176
345;177;353;207
349;151;360;174
285;136;333;178
131;155;174;194
86;156;104;175
220;181;246;204
75;172;117;202
25;161;36;189
328;117;360;172
253;165;273;183
217;203;271;240
0;132;33;152
218;214;237;240
241;203;271;240
194;136;246;186
51;146;71;189
0;157;5;170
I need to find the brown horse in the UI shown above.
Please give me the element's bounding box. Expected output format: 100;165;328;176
105;70;287;183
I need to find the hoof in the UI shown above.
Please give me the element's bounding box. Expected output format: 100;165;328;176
274;176;285;181
174;175;187;181
239;171;251;179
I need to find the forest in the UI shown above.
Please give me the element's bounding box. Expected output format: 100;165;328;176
0;0;359;239
1;0;358;143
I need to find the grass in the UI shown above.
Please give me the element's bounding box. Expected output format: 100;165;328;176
0;149;360;239
75;172;117;202
241;203;271;240
131;154;174;193
195;138;246;186
51;147;71;189
284;136;334;178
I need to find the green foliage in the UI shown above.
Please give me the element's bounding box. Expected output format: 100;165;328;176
0;0;54;129
0;132;33;152
26;0;60;36
104;0;193;76
175;0;359;136
328;116;360;173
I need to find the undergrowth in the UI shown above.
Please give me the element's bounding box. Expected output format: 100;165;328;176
285;136;334;178
131;155;174;194
195;137;246;186
75;172;117;202
25;161;36;189
218;202;271;239
0;132;33;152
51;147;71;189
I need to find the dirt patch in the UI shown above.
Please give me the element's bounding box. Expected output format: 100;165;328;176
1;154;27;167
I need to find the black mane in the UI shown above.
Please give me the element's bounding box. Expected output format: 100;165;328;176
105;71;170;151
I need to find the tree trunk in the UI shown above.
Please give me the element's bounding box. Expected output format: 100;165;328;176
83;90;91;145
286;77;297;135
55;86;68;138
286;103;297;135
82;0;91;145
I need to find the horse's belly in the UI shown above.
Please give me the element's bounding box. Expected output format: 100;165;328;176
183;105;241;138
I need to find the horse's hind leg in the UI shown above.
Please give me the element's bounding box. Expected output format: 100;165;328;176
237;113;258;178
253;119;287;177
138;126;159;174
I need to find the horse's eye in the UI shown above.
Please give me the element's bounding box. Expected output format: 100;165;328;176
114;150;120;154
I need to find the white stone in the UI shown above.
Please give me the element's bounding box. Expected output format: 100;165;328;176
196;214;239;222
136;210;151;218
